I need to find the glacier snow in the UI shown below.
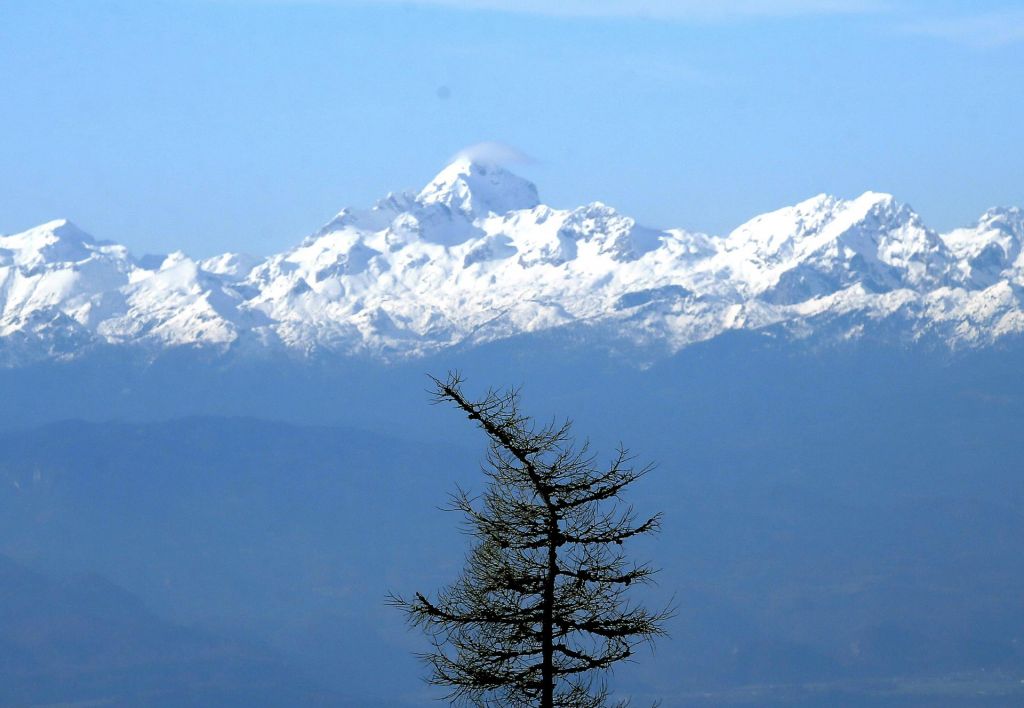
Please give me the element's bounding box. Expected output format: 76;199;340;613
2;158;1023;365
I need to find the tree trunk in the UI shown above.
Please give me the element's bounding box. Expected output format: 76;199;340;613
541;509;558;708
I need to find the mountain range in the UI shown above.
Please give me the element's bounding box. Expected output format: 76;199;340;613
2;158;1023;365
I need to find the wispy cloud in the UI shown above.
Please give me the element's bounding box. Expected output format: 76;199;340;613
332;0;888;21
902;9;1024;48
453;142;536;166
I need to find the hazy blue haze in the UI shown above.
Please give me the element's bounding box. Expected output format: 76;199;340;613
2;336;1024;705
1;0;1022;256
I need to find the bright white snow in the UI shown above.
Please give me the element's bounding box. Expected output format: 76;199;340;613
1;160;1022;364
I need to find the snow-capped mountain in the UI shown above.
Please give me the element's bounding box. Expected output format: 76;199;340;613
2;159;1023;365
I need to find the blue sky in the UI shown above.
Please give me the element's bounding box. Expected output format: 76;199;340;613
1;0;1022;256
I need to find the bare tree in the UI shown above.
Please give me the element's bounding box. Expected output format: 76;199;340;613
390;372;670;708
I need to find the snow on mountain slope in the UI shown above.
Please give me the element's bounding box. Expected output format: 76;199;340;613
417;157;540;220
1;161;1022;365
942;207;1023;288
710;192;955;303
0;220;133;338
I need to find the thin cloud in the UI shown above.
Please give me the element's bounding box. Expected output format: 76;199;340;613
428;0;874;20
902;9;1024;48
299;0;889;21
453;142;536;166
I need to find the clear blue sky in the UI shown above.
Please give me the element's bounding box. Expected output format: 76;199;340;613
1;0;1022;256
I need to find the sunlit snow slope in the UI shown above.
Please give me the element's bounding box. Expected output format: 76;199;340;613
2;159;1022;365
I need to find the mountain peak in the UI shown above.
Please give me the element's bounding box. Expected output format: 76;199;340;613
978;206;1023;233
0;219;98;267
416;158;540;218
11;218;93;242
853;190;896;205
